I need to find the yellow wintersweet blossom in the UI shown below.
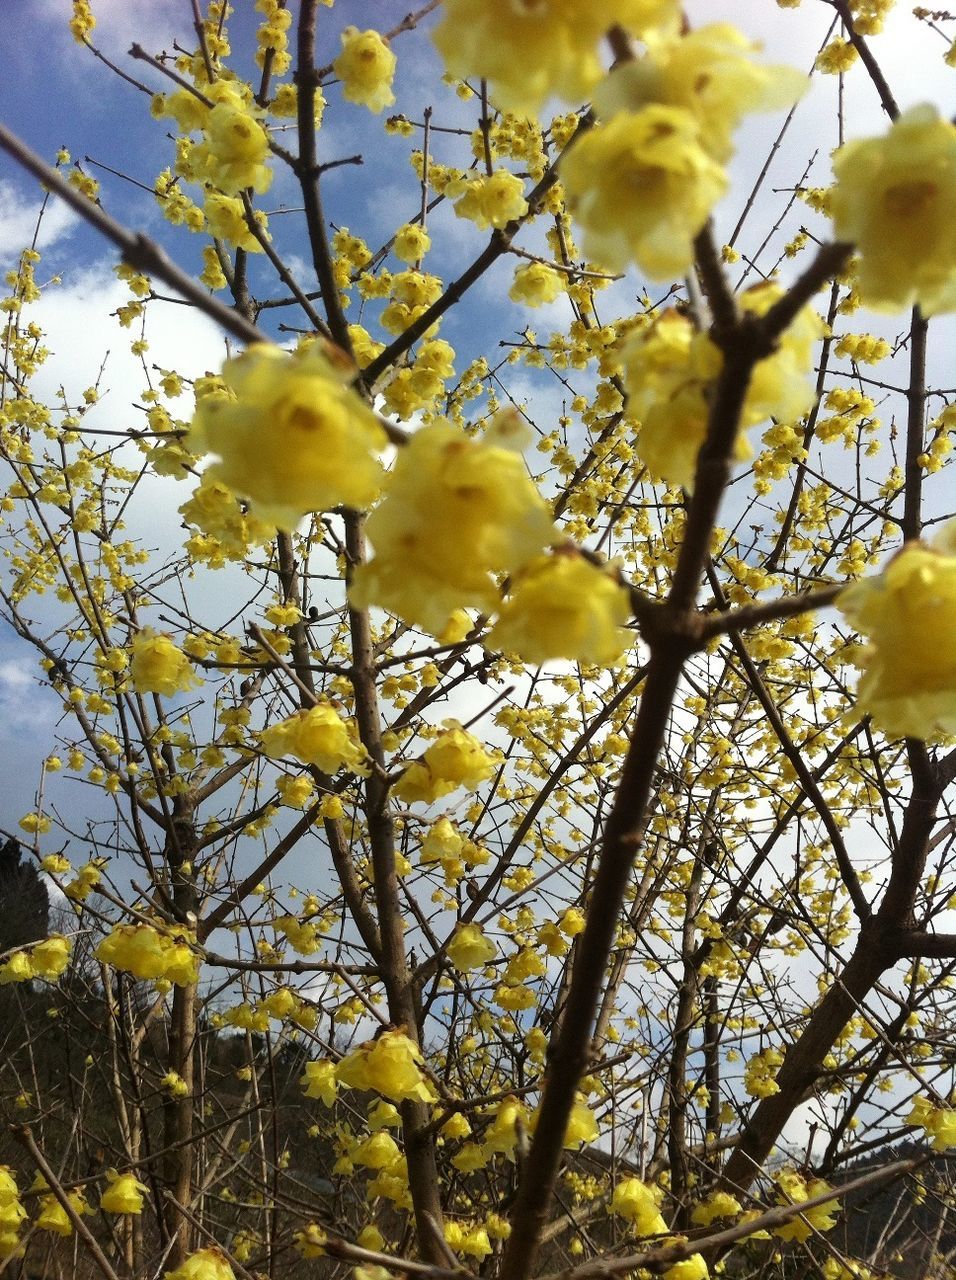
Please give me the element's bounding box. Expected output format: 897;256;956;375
393;723;495;804
194;89;272;195
830;105;956;314
772;1170;839;1242
96;923;200;987
100;1170;148;1215
907;1095;956;1150
189;341;387;529
164;1248;236;1280
203;193;266;252
336;1029;436;1103
353;1131;401;1169
0;935;71;985
352;418;555;633
529;1094;599;1149
432;0;680;117
595;24;806;163
838;530;956;739
393;222;431;264
489;550;632;666
36;1192;88;1236
691;1190;742;1225
259;704;368;774
509;261;565;307
129;630;202;697
561;106;727;277
664;1256;708;1280
300;1059;338;1106
484;1096;527;1158
333;28;396;113
450;171;529;230
447;923;496;972
610;1176;668;1236
0;1167;26;1259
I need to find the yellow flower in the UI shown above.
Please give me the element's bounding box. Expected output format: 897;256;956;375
335;1029;436;1103
189;341;387;530
129;630;201;697
484;1096;527;1158
351;419;555;634
195;95;272;195
691;1190;741;1225
393;723;495;805
830;105;956;314
0;951;34;985
29;935;71;980
838;533;956;739
561;106;727;277
259;704;368;774
96;924;200;987
489;550;631;666
610;1177;667;1236
165;1248;236;1280
295;1224;327;1258
203;193;266;252
394;222;431;264
451;171;529;230
509;261;565;308
100;1171;147;1215
907;1096;956;1151
665;1256;709;1280
333;28;396;113
447;924;496;972
595;24;806;163
353;1132;400;1169
772;1171;838;1242
0;1168;26;1257
561;1096;599;1148
300;1059;338;1105
432;0;680;117
36;1193;86;1236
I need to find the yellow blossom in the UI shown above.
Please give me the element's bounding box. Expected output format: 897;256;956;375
451;171;529;230
484;1096;527;1158
351;418;555;633
561;106;727;277
260;704;368;774
393;723;495;804
691;1190;741;1225
295;1224;327;1258
830;105;956;314
164;1248;236;1280
907;1095;956;1151
611;1177;667;1235
838;531;956;739
772;1171;839;1242
595;24;806;163
300;1059;338;1106
447;923;496;972
96;924;200;987
129;630;201;697
509;261;565;307
432;0;680;117
189;341;386;530
333;28;396;113
489;550;631;666
194;93;272;195
29;935;71;980
394;222;431;264
36;1192;87;1236
100;1170;148;1215
203;192;267;252
353;1131;400;1169
665;1256;709;1280
335;1029;436;1103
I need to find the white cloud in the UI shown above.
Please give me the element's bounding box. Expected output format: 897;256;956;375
0;182;79;260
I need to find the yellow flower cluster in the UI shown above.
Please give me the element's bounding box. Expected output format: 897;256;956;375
351;418;554;633
743;1046;785;1098
907;1096;956;1150
335;1030;436;1103
0;934;70;985
179;476;274;567
35;1186;89;1236
259;704;368;774
831;105;956;315
393;222;431;265
129;629;202;697
450;170;529;230
393;723;495;805
100;1170;148;1215
0;1168;26;1258
164;1248;236;1280
447;923;496;972
490;550;631;666
838;529;956;739
96;923;200;987
188;341;386;529
156;81;272;196
509;261;565;308
611;1176;668;1236
333;28;396;113
622;289;822;489
203;192;267;251
300;1059;337;1105
432;0;680;116
772;1170;839;1242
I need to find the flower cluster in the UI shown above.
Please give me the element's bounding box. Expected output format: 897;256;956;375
0;934;70;985
838;527;956;740
447;923;497;972
188;340;387;529
393;723;495;805
164;1249;236;1280
333;27;396;113
908;1096;956;1151
259;704;368;775
129;630;202;697
450;170;529;230
335;1030;436;1103
611;1176;668;1236
772;1170;839;1242
96;923;200;988
0;1168;26;1258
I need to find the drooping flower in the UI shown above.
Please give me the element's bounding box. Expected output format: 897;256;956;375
595;24;807;163
164;1248;236;1280
188;340;387;530
129;630;202;697
450;170;529;230
432;0;680;117
96;924;200;987
335;1029;436;1103
489;550;632;666
393;222;431;264
300;1059;338;1106
561;106;727;277
194;92;272;195
351;417;555;634
830;105;956;314
259;704;368;775
610;1177;667;1236
333;28;396;113
664;1256;709;1280
447;923;497;972
393;723;495;805
837;528;956;739
100;1170;148;1215
772;1171;839;1242
907;1095;956;1151
509;261;565;308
